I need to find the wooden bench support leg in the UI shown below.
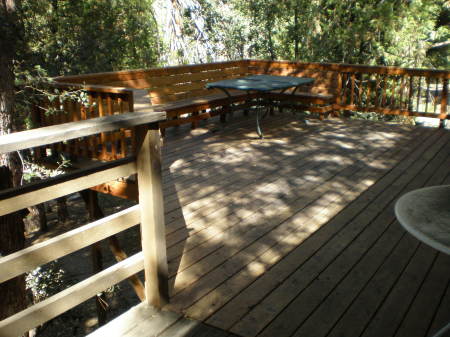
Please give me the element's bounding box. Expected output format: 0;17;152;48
220;107;227;123
80;189;146;302
108;236;146;301
191;111;200;129
91;242;107;326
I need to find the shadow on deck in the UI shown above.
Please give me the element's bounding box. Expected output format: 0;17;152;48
97;112;450;337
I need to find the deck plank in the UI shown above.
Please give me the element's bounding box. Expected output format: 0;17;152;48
360;245;438;337
394;253;450;337
157;116;450;337
428;271;450;337
86;303;181;337
86;302;234;337
188;125;428;324
289;136;450;337
167;124;430;298
225;128;446;337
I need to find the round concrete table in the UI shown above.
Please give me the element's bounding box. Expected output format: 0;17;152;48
395;185;450;337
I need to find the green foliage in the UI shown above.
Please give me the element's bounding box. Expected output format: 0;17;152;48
182;0;446;69
14;0;446;74
13;63;94;130
26;262;67;302
196;0;250;60
20;0;159;76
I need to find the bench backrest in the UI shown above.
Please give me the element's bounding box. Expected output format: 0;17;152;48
57;61;250;105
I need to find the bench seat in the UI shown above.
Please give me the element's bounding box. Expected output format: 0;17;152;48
133;89;335;129
264;91;335;119
134;89;259;130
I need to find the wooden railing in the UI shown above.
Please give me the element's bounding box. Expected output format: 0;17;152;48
0;110;167;337
248;60;449;124
33;82;135;162
32;60;449;168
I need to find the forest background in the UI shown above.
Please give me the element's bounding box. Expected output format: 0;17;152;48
19;0;450;79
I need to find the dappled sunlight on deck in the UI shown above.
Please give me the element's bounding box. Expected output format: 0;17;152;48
159;112;450;337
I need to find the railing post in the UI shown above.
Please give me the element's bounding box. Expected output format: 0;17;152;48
333;71;343;117
135;123;168;307
439;79;448;128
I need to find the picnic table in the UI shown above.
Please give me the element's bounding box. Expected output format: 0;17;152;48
206;74;314;138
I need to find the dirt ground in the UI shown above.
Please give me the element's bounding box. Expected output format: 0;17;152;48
26;192;143;336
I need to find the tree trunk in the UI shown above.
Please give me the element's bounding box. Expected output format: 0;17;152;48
0;0;29;324
25;177;48;233
56;196;69;222
26;204;48;233
294;6;299;60
0;0;23;183
0;167;28;321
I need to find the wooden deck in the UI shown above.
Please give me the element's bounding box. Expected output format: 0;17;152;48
88;302;239;337
156;112;449;337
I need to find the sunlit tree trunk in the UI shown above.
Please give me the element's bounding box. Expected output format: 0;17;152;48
294;6;299;60
0;0;28;324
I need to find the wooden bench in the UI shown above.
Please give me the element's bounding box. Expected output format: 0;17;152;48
58;61;334;133
133;89;259;131
263;92;335;120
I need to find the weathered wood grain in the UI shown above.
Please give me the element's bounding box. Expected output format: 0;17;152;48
0;205;140;283
0;111;165;154
0;253;144;337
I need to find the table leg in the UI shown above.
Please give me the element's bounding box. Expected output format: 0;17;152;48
432;322;450;337
256;107;264;139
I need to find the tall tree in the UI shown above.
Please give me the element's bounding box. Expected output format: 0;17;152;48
21;0;160;76
0;0;28;322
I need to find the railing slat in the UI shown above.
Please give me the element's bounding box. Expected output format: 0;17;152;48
408;76;414;111
374;74;381;108
0;205;140;283
399;75;406;110
0;253;144;337
440;79;448;124
366;75;373;107
425;77;431;113
350;74;355;105
433;78;439;114
0;111;166;154
382;75;388;107
0;159;136;216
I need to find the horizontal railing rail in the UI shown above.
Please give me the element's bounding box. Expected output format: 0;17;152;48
248;59;449;124
31;60;449;170
32;82;137;162
0;111;168;337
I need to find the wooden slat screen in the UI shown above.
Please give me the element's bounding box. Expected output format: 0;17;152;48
32;87;135;162
248;60;449;122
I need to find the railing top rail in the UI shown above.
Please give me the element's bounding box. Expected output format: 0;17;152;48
53;60;249;84
52;81;134;94
248;59;450;78
0;110;166;154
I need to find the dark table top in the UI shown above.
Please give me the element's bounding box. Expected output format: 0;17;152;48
205;74;314;92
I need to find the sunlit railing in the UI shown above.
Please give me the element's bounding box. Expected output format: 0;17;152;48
249;60;449;124
0;110;167;337
32;60;449;166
